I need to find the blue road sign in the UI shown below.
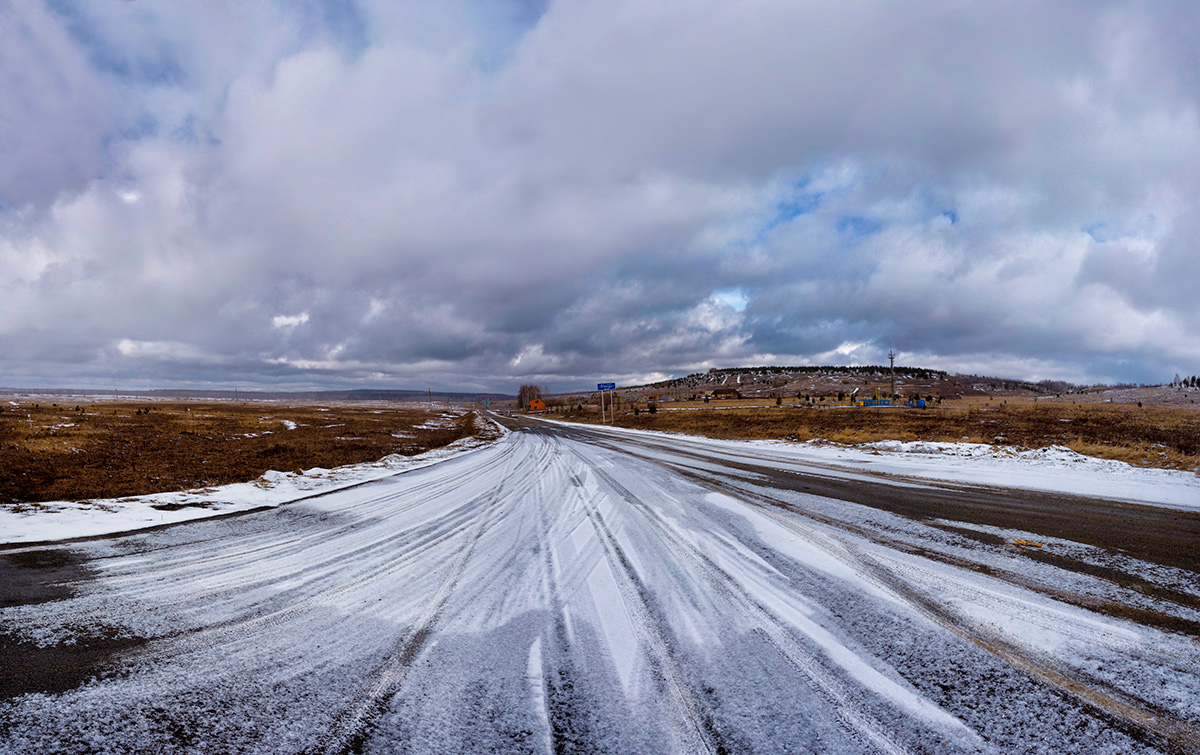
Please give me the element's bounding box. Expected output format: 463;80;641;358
597;382;616;391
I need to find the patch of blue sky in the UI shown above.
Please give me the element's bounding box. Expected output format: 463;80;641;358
47;1;187;87
1084;223;1112;242
711;288;749;311
942;209;958;224
475;0;550;36
836;216;882;238
1084;221;1134;243
465;0;551;72
1084;212;1158;244
292;0;370;58
732;167;903;253
771;192;823;227
743;182;825;246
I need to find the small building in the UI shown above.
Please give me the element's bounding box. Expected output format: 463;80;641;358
528;398;546;411
710;388;741;400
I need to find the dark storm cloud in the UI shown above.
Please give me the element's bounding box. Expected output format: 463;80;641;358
1;0;1198;392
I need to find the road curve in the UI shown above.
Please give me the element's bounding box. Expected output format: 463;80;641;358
2;417;1199;754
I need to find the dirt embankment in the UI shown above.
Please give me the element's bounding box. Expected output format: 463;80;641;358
0;402;486;505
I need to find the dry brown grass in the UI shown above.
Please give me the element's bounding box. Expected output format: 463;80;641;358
558;399;1200;473
0;401;487;504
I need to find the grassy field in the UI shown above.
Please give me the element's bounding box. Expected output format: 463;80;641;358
555;397;1200;473
0;401;487;504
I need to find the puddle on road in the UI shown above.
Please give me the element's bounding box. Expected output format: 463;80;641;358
0;548;94;608
0;629;145;700
0;548;146;700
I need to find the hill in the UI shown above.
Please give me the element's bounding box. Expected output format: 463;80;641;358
0;387;512;404
553;365;1194;408
568;364;1047;403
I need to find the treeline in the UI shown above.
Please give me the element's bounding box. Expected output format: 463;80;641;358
959;374;1055;393
1035;379;1076;393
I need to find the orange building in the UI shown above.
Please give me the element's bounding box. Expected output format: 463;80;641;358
528;398;546;411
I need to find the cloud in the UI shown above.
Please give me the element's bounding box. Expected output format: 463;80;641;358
1;1;1198;392
0;3;124;206
272;313;310;329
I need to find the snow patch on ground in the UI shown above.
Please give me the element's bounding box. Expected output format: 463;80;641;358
413;412;466;430
793;438;1200;509
545;420;1200;511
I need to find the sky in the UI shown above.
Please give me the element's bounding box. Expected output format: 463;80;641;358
2;0;1198;394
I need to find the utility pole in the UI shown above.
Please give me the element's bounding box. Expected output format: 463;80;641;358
888;350;896;404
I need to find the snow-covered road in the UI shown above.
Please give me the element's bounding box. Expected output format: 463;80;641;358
2;417;1199;753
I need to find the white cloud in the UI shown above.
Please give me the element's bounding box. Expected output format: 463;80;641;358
115;339;203;360
272;313;310;329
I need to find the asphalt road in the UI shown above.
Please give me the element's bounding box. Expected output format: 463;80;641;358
2;417;1199;754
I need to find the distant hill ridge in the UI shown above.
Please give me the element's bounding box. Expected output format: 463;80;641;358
0;388;513;402
617;364;1091;398
643;364;946;388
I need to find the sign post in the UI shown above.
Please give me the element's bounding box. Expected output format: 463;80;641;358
597;383;615;424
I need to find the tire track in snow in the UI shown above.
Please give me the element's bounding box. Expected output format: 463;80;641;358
92;438;520;611
683;469;1200;755
533;464;599;755
117;444;523;662
515;427;712;754
571;449;941;755
309;430;555;755
306;488;506;755
570;474;729;755
137;494;492;660
856;549;1200;755
561;421;1200;752
535;432;729;755
655;451;1200;637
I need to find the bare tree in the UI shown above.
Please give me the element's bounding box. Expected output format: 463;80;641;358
517;384;542;410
